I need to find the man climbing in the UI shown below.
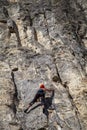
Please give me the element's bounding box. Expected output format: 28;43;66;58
24;83;54;113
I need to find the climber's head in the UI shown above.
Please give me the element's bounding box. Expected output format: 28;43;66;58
39;83;45;89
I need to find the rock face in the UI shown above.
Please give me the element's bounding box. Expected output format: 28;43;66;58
0;0;87;130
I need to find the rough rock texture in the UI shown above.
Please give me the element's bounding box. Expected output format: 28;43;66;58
0;0;87;130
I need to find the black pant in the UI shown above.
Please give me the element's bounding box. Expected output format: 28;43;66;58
29;91;45;106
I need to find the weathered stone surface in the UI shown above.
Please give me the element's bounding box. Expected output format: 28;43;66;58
0;0;87;130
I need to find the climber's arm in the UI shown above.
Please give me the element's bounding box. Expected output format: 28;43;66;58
44;88;54;92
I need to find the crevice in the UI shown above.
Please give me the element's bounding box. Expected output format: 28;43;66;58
11;70;19;115
54;64;62;84
53;61;82;130
33;27;38;41
0;19;7;23
27;12;33;26
12;68;18;72
43;8;53;45
32;9;52;44
63;82;82;130
38;128;46;130
43;9;50;37
29;14;33;26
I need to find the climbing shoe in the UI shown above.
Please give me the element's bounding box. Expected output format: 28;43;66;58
24;108;28;113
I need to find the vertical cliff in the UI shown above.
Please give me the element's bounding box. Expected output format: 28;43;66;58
0;0;87;130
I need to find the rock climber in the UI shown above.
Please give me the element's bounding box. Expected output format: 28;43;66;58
24;83;54;113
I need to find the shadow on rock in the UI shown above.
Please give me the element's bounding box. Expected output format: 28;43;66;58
27;90;55;117
27;90;55;127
